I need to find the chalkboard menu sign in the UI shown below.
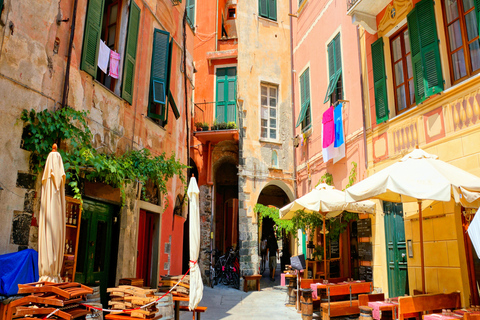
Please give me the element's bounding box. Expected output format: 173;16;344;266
330;239;340;259
357;218;372;237
358;242;373;261
359;266;373;281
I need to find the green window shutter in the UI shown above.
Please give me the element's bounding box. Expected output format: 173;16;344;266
187;0;195;25
268;0;277;20
407;0;443;104
216;68;226;123
226;68;237;123
296;68;310;128
324;35;342;103
216;67;236;123
121;1;141;104
259;0;268;18
0;0;4;13
81;0;105;78
476;0;480;38
148;29;170;121
371;37;389;124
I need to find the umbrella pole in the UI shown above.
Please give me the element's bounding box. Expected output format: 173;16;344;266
418;200;425;294
323;214;326;280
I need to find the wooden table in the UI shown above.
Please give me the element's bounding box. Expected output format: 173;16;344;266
173;295;189;320
423;313;463;320
368;301;398;320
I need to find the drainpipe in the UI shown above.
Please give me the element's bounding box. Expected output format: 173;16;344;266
183;12;190;165
356;27;368;170
61;0;79;109
289;0;297;198
215;0;219;51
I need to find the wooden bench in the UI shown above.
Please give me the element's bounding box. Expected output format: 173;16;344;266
179;305;207;320
359;293;385;306
320;282;373;320
397;292;461;320
243;274;262;292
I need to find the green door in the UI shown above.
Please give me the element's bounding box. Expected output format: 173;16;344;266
384;202;408;297
75;199;115;306
216;67;237;123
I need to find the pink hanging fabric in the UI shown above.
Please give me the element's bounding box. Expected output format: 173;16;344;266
322;106;335;148
109;51;120;79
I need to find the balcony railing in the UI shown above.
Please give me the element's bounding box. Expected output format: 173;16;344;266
193;102;238;132
346;0;359;11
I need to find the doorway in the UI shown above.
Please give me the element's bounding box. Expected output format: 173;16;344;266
136;210;155;287
75;199;118;306
383;202;409;297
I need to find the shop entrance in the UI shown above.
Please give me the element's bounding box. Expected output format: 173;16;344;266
136;210;155;287
214;161;238;253
75;199;119;306
384;202;408;297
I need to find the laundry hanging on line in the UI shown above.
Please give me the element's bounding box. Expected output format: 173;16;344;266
322;103;345;163
109;51;120;79
98;41;110;74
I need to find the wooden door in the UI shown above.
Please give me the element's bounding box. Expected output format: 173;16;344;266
75;199;115;306
384;202;408;297
136;210;155;287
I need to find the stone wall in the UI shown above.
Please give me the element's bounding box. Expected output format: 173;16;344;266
198;184;212;283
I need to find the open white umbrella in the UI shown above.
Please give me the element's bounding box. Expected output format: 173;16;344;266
187;176;203;310
280;183;376;280
345;148;480;293
38;144;66;283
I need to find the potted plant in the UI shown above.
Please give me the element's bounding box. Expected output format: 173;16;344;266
218;122;227;130
195;122;203;131
227;121;237;129
211;120;218;130
202;122;209;131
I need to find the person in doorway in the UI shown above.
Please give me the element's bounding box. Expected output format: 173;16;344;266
260;237;267;274
267;233;278;281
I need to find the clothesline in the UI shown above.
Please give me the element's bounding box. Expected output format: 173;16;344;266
98;40;120;79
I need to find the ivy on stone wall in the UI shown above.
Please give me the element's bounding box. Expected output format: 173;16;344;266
20;107;187;207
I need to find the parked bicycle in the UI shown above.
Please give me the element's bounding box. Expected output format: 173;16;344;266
204;248;220;288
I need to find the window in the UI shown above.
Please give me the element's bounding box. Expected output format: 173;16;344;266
296;68;311;130
216;67;237;123
261;83;278;140
442;0;480;83
81;0;140;104
371;0;443;124
390;27;415;114
259;0;276;21
147;29;180;126
324;34;342;104
228;8;236;19
186;0;195;27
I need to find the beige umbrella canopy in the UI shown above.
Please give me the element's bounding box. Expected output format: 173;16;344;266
38;144;66;283
345;148;480;293
279;183;376;278
187;176;203;310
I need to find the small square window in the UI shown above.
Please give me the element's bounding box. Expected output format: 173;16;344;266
228;8;236;19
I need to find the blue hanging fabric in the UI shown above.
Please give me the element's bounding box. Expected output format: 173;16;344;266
0;249;39;296
334;103;344;147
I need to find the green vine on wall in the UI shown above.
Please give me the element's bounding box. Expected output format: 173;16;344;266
344;161;357;190
20;107;187;206
317;172;333;186
254;204;295;238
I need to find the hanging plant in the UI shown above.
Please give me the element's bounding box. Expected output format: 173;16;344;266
20;107;187;207
254;204;295;238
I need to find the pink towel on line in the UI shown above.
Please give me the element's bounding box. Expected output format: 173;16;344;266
109;51;120;79
322;106;335;148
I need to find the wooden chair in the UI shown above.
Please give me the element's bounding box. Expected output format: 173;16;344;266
358;293;385;306
320;282;373;320
397;292;461;320
465;313;480;320
179;305;207;320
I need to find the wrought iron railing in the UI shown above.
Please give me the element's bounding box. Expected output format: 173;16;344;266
346;0;360;11
193;102;238;132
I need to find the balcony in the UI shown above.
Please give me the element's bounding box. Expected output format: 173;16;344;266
346;0;391;34
193;102;239;144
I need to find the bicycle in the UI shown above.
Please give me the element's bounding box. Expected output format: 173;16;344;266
204;248;218;288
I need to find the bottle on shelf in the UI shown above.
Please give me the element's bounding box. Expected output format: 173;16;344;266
65;241;70;254
72;210;77;226
69;240;74;254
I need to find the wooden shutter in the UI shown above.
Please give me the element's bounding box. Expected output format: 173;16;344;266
121;1;141;104
296;69;310;127
371;37;389;124
216;68;226;123
268;0;277;20
81;0;105;78
148;29;170;120
334;35;341;73
324;36;341;103
407;0;443;103
186;0;195;25
476;0;480;38
226;68;237;123
259;0;268;18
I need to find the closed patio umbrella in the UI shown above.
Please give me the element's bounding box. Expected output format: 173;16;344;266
345;148;480;293
279;183;376;281
187;176;203;310
38;144;66;283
